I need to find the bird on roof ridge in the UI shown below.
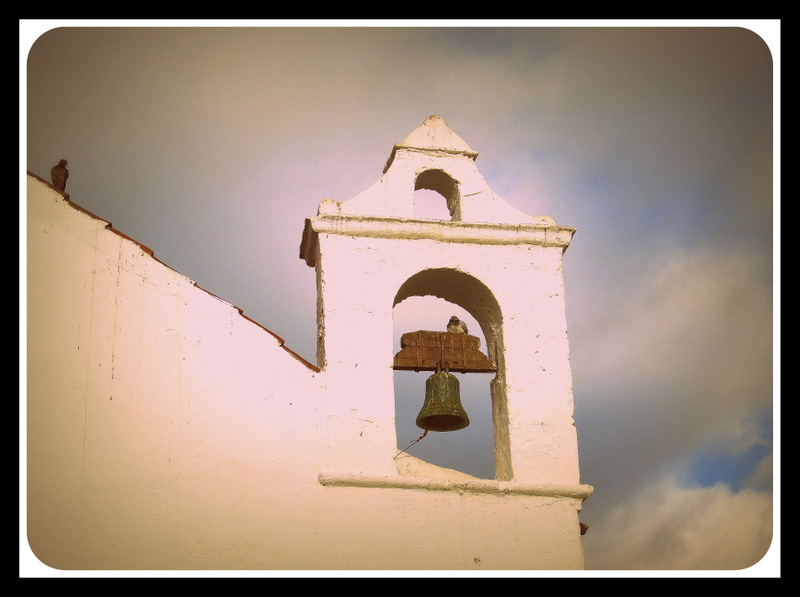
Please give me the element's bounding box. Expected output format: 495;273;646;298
50;159;69;192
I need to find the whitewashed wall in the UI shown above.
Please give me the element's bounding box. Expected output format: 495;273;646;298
27;128;591;570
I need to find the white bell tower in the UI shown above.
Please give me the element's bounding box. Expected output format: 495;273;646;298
300;115;584;488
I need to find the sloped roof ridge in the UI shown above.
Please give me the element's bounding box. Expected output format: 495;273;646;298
27;170;319;372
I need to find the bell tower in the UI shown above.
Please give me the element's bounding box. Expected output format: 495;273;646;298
300;115;583;487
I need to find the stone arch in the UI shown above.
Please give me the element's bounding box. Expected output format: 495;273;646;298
413;169;461;221
392;267;512;480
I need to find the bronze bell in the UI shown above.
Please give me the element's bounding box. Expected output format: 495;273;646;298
416;363;470;432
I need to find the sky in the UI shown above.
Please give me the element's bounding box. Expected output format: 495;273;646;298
22;20;778;575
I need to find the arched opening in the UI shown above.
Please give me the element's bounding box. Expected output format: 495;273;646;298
392;268;511;481
413;189;452;220
413;169;460;221
393;298;494;478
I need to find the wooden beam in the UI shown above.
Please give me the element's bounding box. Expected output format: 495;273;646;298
393;330;496;373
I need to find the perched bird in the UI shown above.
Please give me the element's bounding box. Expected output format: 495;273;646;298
447;315;468;335
50;159;69;192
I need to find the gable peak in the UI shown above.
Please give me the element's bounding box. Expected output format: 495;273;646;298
384;115;477;172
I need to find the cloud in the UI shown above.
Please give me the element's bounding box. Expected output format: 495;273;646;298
583;472;773;571
572;244;772;407
571;239;774;569
572;244;772;465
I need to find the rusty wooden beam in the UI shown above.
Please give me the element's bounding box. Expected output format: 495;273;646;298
393;330;496;373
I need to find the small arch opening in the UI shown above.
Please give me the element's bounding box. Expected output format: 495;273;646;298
413;188;452;220
413;169;460;221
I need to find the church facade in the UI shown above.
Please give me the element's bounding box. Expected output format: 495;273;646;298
27;116;592;570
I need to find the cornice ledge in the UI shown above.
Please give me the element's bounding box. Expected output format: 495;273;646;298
318;472;594;500
306;214;575;248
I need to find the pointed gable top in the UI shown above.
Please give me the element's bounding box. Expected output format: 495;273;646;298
384;115;478;172
397;114;478;156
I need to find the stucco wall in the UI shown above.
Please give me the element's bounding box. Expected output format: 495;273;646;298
310;227;580;485
26;174;327;569
26;172;590;570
